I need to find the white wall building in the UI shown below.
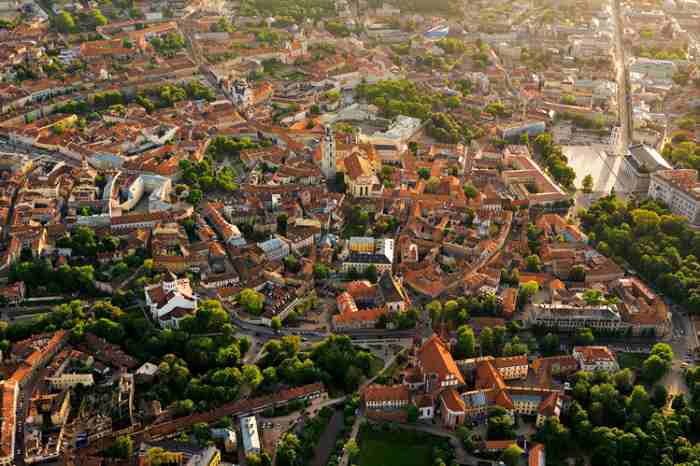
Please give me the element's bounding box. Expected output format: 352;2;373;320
144;273;198;329
240;416;261;456
648;169;700;226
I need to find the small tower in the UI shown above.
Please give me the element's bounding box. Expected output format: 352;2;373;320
321;125;336;179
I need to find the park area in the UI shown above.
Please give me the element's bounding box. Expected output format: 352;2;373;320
617;352;647;370
356;424;453;466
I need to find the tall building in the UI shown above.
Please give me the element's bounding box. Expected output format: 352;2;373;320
648;169;700;226
321;125;336;179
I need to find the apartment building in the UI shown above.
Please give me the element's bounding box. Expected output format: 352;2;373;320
648;169;700;226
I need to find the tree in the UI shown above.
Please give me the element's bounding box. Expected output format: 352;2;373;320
277;433;302;466
534;417;569;460
173;399;194;416
247;452;272;466
55;11;76;33
407;404;419;422
651;384;668;408
106;435;133;459
503;336;528;356
540;333;560;357
488;407;515;439
502;444;524;465
613;368;635;394
575;327;595;345
583;174;594;193
426;300;443;322
649;342;674;362
570;264;586;282
187;188;203;206
344;439;360;459
146;447;181;465
313;263;330;279
242;364;263;391
277;214;288;235
463;183;478;199
239;288;264;315
454;325;476;359
192;422;211;446
91;8;108;26
456;425;474;451
642;354;669;383
518;281;539;309
582;289;605;306
271;317;282;332
365;265;378;283
627;385;651;420
417;167;431;179
525;254;542;272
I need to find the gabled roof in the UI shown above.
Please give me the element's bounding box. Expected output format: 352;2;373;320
573;346;616;363
417;335;464;385
363;384;409;404
440;388;465;413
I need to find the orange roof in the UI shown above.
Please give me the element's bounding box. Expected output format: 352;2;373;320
548;279;566;290
529;444;545;466
363;384;409;404
501;287;518;316
440;388;465;413
333;307;384;325
573;346;616;363
519;272;553;286
485;440;517;450
476;360;506;391
538;392;560;416
494;355;528;369
417;335;465;386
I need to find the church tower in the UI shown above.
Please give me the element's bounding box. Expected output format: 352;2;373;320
321;125;336;179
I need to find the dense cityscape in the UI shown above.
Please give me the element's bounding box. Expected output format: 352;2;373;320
0;0;700;465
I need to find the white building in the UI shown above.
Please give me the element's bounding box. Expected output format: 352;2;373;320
630;58;677;81
573;346;619;372
620;144;672;193
648;169;700;226
144;273;198;329
527;302;622;332
46;373;94;389
342;238;394;274
361;115;422;158
257;237;291;261
240;416;261;456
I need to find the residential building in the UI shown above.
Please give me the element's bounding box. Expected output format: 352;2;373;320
573;346;619;372
362;384;410;410
493;355;529;380
240;416;261;456
144;273;198;329
257;237;291;261
630;57;677;80
613;277;670;336
342;238;394;274
648;169;700;226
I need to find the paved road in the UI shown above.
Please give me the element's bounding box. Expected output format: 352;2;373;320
612;0;632;151
337;349;408;466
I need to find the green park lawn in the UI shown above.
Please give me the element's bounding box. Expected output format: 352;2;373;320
617;352;647;370
357;426;445;466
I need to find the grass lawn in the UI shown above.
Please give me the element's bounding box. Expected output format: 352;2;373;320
618;352;647;370
357;425;449;466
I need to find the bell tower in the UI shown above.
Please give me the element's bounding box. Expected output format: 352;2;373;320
321;125;336;179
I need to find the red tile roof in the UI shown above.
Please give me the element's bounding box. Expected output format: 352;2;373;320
417;335;465;386
363;384;409;404
440;388;465;413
